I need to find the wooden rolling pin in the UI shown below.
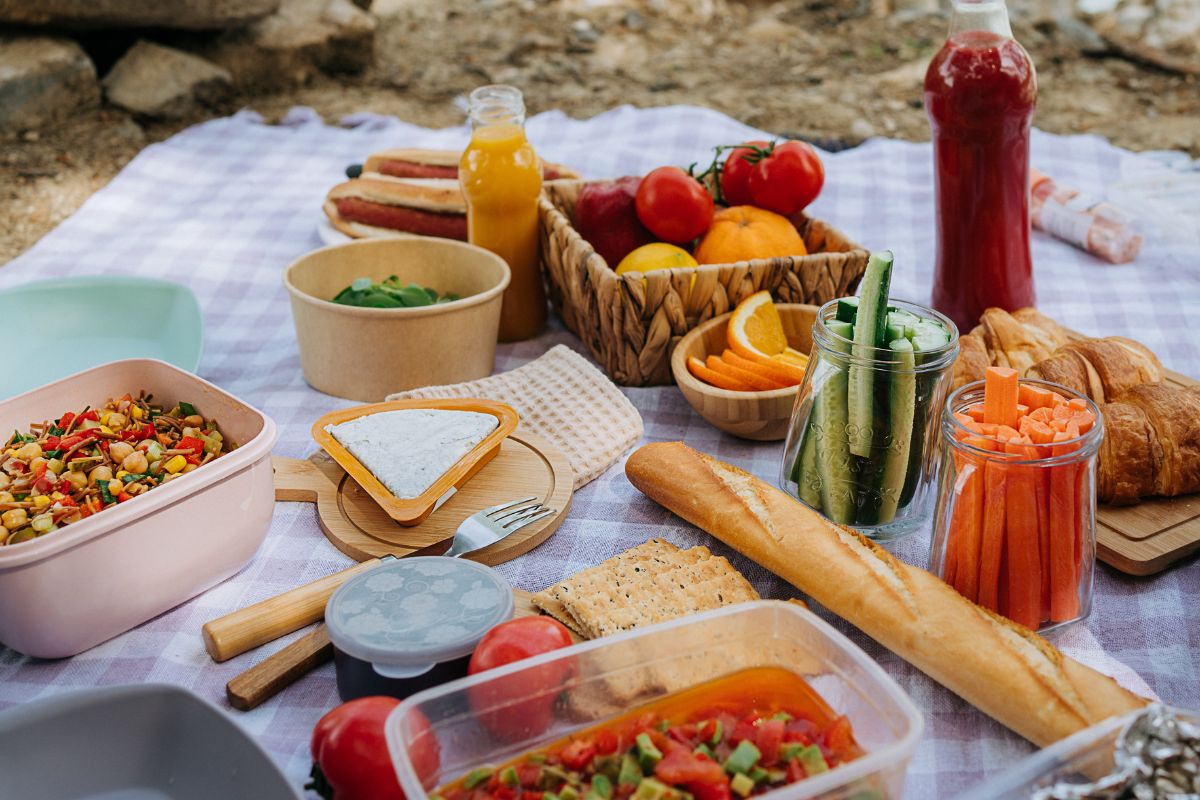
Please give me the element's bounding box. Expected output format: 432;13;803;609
202;557;388;663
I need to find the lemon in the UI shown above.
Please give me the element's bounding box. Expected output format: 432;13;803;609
615;243;698;275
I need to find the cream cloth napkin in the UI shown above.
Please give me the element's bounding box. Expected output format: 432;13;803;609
388;345;644;489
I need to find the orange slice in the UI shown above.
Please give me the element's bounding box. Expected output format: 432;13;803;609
687;356;753;391
779;347;810;365
706;354;783;391
721;350;801;388
727;290;788;361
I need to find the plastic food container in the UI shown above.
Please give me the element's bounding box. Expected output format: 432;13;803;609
929;379;1103;633
779;298;959;540
386;601;923;800
0;683;301;799
959;705;1199;799
326;557;514;702
0;358;277;658
313;398;519;526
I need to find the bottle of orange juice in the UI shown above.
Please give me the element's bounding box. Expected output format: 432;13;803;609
459;85;545;342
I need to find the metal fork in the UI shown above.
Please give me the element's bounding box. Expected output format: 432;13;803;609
442;495;556;557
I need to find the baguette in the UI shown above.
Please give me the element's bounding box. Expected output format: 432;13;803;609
625;441;1148;747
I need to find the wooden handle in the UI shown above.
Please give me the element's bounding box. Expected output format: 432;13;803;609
226;625;334;711
202;559;381;662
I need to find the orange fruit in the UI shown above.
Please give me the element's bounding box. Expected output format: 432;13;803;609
705;355;782;391
721;349;803;388
687;355;752;391
777;347;810;368
693;206;807;265
727;290;789;360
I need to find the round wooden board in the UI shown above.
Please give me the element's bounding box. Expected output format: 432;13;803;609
273;430;573;565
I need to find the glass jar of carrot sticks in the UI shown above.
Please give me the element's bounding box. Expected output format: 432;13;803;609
929;366;1103;632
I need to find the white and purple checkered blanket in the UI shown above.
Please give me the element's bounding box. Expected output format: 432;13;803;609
2;105;1198;798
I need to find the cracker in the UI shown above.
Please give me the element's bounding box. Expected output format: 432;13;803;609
531;591;587;636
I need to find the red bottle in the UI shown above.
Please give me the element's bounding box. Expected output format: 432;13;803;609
925;0;1037;332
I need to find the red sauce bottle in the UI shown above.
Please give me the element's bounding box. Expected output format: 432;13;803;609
925;0;1037;332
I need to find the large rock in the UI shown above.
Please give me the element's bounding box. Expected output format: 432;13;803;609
103;41;233;119
0;0;279;30
0;35;99;132
199;0;376;90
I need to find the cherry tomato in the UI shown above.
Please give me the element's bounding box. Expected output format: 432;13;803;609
746;140;824;216
309;697;440;800
467;617;575;741
719;141;769;206
635;166;714;244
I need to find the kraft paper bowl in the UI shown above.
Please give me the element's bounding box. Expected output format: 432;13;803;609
671;303;818;441
284;237;512;401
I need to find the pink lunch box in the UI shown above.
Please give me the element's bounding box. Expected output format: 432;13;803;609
0;358;277;658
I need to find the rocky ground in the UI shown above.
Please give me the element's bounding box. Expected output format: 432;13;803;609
2;0;1198;264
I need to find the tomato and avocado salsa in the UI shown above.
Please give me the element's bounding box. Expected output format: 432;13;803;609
437;667;863;800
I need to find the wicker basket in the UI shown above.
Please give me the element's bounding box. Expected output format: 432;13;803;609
539;179;870;386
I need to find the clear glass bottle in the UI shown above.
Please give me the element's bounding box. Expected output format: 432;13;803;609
929;379;1102;632
779;299;959;540
459;85;546;342
925;0;1037;332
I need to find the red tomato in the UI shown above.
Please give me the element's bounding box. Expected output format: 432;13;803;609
593;728;620;755
309;697;440;800
635;167;714;244
467;617;575;741
747;141;824;216
690;780;733;800
655;743;726;786
560;738;598;771
753;718;785;764
719;141;769;206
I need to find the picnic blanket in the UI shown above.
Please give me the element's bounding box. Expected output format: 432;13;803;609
2;104;1198;798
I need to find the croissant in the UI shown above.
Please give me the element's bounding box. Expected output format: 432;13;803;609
1026;338;1164;404
1099;383;1200;504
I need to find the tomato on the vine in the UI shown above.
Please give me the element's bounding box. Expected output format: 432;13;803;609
635;166;714;244
745;140;824;216
719;140;769;206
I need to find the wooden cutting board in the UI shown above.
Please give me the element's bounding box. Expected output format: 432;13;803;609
1096;368;1200;575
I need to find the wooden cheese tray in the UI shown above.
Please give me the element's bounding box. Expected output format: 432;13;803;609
1096;368;1200;575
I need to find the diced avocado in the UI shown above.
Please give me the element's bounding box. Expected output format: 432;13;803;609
771;712;793;722
766;769;787;784
560;787;581;800
545;794;561;800
693;743;716;760
797;745;829;776
835;296;860;323
594;755;620;781
813;319;856;524
633;778;674;800
636;733;663;772
464;768;495;789
847;250;894;457
529;754;549;764
708;720;724;746
723;740;761;775
590;774;614;800
500;766;520;787
779;743;804;762
748;767;769;784
730;774;756;797
875;338;915;525
618;755;644;787
656;720;670;733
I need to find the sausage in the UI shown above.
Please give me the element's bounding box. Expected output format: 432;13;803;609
376;160;458;180
335;198;468;240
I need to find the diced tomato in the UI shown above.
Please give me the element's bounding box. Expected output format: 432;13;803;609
655;743;726;786
698;719;719;743
517;764;542;788
667;723;697;745
784;718;818;744
754;718;785;764
594;728;619;755
524;793;544;800
493;785;516;800
560;738;598;772
729;719;758;746
820;716;855;760
786;758;806;783
689;780;732;800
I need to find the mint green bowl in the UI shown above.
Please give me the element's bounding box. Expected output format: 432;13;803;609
0;276;203;400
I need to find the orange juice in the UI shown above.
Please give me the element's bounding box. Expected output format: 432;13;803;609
459;86;545;342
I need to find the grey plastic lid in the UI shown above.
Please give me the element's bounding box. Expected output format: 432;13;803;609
326;557;514;678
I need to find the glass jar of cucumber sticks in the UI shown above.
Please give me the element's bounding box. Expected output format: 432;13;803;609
779;297;959;540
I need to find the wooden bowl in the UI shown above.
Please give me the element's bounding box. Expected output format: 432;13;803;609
670;303;818;441
284;238;511;401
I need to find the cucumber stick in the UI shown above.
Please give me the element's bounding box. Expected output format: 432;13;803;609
814;319;855;524
876;338;915;524
793;420;822;508
847;251;894;458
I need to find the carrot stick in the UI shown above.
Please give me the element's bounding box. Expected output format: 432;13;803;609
984;367;1019;428
949;455;983;601
1049;432;1081;621
1004;441;1041;630
1019;384;1055;410
1037;464;1051;622
965;404;986;423
978;456;1008;612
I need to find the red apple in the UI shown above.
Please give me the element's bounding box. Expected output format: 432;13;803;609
574;176;656;268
